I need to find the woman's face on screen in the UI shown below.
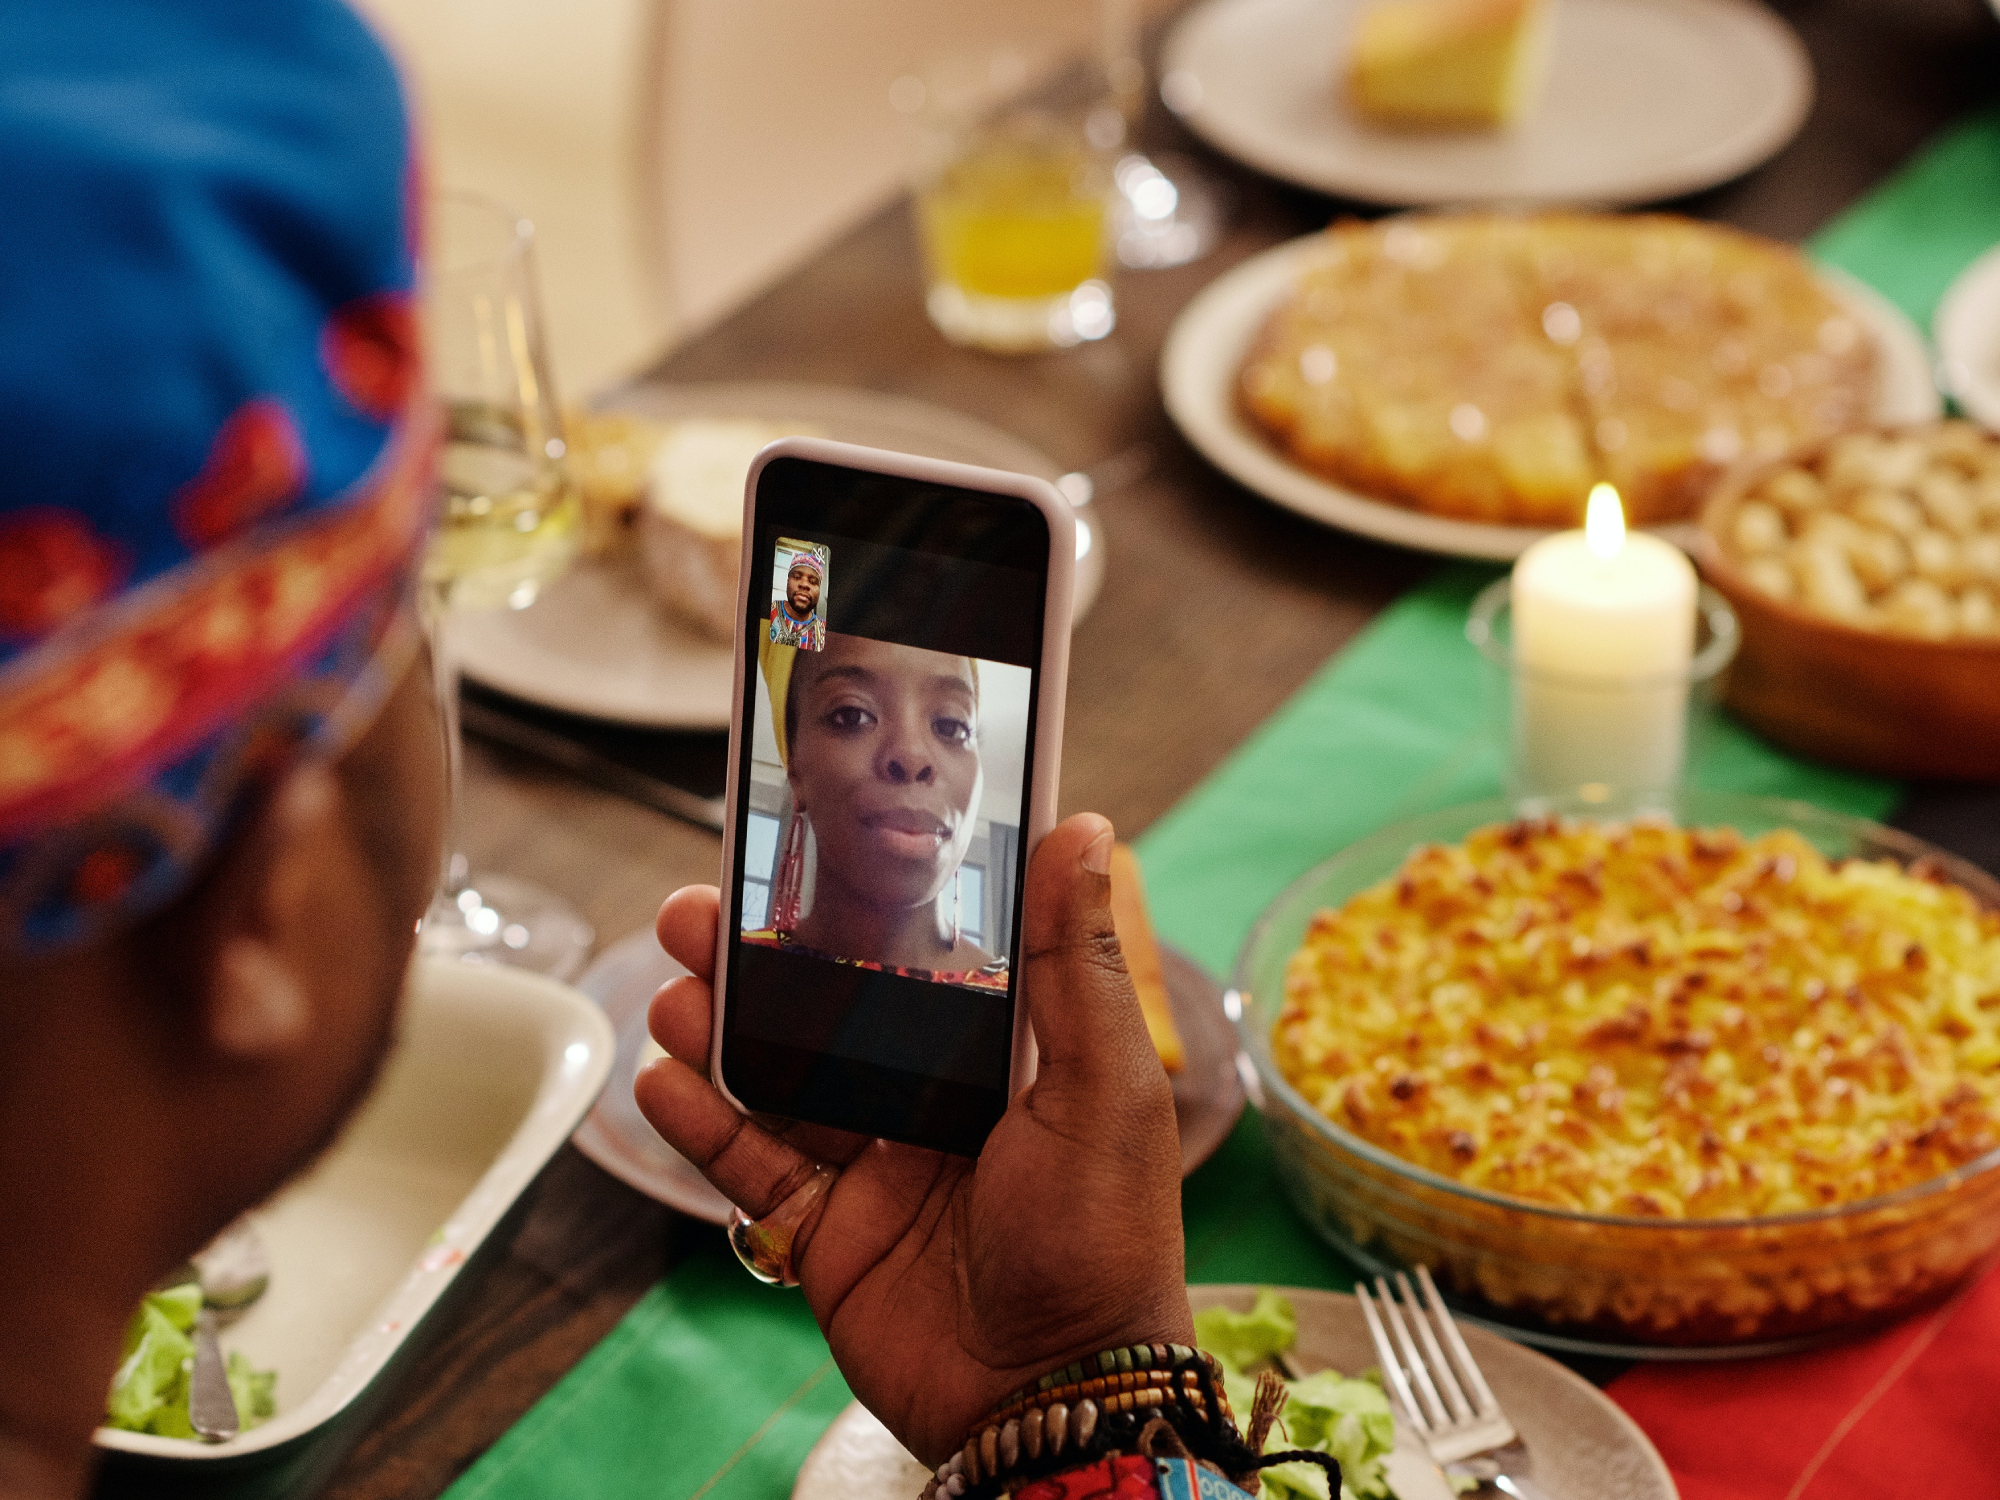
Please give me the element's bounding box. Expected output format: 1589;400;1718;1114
788;634;982;913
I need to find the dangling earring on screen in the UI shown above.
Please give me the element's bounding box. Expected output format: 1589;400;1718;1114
772;811;808;932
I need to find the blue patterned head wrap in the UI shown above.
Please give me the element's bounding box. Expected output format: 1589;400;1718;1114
0;0;433;951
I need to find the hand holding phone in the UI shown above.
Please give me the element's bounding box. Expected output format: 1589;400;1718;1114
712;439;1077;1155
635;814;1196;1467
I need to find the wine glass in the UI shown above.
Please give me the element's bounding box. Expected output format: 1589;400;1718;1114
1100;0;1225;270
418;191;594;980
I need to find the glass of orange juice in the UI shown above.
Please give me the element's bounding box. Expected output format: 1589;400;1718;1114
900;50;1118;354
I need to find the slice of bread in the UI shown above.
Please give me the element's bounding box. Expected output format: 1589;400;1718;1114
636;419;823;640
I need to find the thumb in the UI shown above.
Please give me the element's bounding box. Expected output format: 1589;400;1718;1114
1017;813;1160;1095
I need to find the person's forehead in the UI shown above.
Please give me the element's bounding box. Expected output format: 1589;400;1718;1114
808;636;974;691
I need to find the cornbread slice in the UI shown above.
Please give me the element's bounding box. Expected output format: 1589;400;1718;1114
1347;0;1552;129
1108;843;1186;1074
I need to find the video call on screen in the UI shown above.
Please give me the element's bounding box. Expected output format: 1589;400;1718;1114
723;458;1048;1150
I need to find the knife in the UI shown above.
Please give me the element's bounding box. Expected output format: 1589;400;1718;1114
459;697;726;832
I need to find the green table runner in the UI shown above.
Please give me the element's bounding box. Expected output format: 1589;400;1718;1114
1156;561;1898;1292
443;106;2000;1500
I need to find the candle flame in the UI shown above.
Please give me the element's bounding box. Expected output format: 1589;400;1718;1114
1585;483;1625;558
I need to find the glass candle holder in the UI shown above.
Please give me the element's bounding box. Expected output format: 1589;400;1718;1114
1467;576;1740;802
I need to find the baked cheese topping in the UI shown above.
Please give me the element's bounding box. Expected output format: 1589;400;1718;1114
1274;817;2000;1218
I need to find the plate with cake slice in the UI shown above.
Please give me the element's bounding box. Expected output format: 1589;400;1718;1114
1161;214;1940;560
452;383;1106;728
1160;0;1812;207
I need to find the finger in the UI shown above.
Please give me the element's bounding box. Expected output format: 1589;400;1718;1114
646;974;713;1073
655;885;721;983
634;1055;822;1218
647;979;873;1165
1017;813;1160;1091
766;1115;875;1170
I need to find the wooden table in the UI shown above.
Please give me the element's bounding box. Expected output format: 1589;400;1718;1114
322;4;2000;1494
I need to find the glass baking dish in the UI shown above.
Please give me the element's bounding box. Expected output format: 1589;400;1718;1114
1230;787;2000;1358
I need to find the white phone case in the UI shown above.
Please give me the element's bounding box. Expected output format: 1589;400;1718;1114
707;436;1076;1124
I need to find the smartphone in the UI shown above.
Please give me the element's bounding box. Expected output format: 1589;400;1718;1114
709;438;1075;1157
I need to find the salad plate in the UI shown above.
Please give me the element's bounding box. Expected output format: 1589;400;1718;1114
1161;234;1941;560
1158;0;1811;208
790;1286;1673;1500
570;927;1245;1223
453;383;1107;730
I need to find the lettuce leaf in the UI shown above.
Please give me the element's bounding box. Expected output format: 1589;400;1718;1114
103;1281;277;1438
1193;1287;1298;1373
1195;1289;1398;1500
227;1351;277;1426
105;1293;196;1433
1269;1370;1395;1500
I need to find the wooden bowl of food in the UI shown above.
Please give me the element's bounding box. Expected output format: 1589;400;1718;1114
1695;421;2000;780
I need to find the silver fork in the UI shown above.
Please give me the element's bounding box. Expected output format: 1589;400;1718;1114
1355;1267;1554;1500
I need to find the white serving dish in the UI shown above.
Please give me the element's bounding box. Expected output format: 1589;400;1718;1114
91;959;614;1496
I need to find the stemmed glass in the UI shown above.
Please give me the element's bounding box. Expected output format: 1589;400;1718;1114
1100;0;1224;269
418;192;594;980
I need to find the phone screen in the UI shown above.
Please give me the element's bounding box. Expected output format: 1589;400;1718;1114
720;454;1050;1155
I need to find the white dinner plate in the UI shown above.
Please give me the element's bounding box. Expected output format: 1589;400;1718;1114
791;1285;1675;1500
570;927;1246;1222
454;383;1107;729
1936;242;2000;430
1160;233;1942;560
1159;0;1812;208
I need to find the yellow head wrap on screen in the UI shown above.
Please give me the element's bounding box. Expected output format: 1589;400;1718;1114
758;632;797;767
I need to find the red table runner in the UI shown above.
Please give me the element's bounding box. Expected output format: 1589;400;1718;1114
1609;1264;1999;1500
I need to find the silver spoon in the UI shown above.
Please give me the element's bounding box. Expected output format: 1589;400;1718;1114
182;1219;271;1443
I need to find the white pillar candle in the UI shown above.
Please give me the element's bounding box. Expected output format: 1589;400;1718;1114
1509;485;1698;795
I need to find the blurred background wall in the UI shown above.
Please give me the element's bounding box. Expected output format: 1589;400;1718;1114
354;0;1169;400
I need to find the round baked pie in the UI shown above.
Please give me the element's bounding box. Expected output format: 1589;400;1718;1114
1239;213;1880;528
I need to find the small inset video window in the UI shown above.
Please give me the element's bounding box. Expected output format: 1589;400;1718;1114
768;539;829;651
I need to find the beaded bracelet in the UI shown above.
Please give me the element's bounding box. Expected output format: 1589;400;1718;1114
996;1344;1217;1402
921;1345;1251;1500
